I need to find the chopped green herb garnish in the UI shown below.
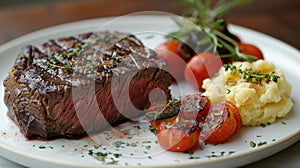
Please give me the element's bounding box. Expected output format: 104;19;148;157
145;145;151;150
64;62;72;71
106;158;118;165
187;150;193;155
104;35;110;42
260;123;266;127
113;141;125;148
88;150;94;156
226;89;231;94
127;142;138;147
39;145;46;149
94;152;107;161
142;140;152;144
88;150;121;165
228;151;235;155
113;153;122;158
258;141;267;147
250;141;256;148
224;64;280;85
189;156;200;159
149;125;158;135
205;151;232;158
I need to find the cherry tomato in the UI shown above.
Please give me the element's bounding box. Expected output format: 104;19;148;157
178;94;210;122
155;41;186;81
184;52;223;91
225;101;242;131
239;43;264;60
157;120;200;152
145;100;180;129
200;101;241;144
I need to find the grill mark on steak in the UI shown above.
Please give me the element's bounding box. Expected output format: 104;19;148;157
3;31;172;139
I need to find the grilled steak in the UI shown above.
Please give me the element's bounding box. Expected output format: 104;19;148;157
3;31;172;140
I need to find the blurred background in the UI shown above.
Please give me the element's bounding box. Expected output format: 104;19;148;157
0;0;299;168
0;0;299;48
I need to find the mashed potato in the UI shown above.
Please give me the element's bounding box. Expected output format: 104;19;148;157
202;60;293;126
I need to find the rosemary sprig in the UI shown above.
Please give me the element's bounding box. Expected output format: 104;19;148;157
168;0;255;61
223;63;280;84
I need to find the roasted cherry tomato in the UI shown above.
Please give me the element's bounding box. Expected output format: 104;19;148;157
225;101;242;131
239;43;264;60
157;120;200;152
200;101;241;144
145;99;180;129
184;52;223;91
178;94;210;122
155;41;186;81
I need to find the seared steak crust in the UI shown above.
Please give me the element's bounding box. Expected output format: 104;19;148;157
3;31;172;139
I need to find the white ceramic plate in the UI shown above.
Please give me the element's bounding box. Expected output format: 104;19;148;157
0;14;299;168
